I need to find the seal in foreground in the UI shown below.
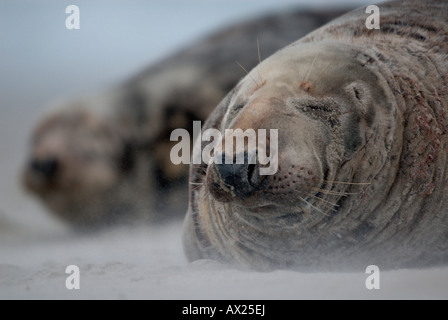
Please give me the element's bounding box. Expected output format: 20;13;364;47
183;0;448;271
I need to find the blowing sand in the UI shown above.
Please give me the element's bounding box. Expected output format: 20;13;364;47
1;0;448;300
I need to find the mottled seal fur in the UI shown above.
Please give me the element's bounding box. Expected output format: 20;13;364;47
183;0;448;271
22;8;347;228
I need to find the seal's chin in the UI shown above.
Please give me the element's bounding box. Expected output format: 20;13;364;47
232;203;313;221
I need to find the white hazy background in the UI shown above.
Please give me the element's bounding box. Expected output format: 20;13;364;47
1;0;448;300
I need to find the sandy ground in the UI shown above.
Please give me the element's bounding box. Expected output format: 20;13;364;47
1;0;448;300
2;222;448;300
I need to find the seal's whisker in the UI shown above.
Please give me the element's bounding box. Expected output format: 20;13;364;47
322;180;371;186
313;61;332;80
303;52;319;83
189;181;204;191
272;97;285;105
236;61;261;87
201;188;210;202
257;37;262;65
312;187;358;196
299;196;329;217
256;38;263;81
300;204;311;216
309;194;340;209
255;37;266;87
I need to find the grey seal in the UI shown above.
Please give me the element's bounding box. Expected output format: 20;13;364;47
183;0;448;271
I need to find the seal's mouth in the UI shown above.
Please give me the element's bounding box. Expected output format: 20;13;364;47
239;202;313;219
203;148;329;216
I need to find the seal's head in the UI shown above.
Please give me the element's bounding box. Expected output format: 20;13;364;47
185;42;400;270
22;104;132;227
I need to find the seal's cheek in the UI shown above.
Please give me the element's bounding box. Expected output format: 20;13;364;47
79;161;120;192
341;113;363;159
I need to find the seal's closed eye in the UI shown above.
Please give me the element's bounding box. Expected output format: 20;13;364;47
305;104;333;112
233;104;245;112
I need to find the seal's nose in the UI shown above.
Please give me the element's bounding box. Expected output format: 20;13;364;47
29;157;59;181
207;152;264;202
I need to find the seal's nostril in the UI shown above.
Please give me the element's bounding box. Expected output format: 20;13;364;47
247;163;264;187
247;163;256;183
208;152;264;201
30;158;59;180
212;182;223;191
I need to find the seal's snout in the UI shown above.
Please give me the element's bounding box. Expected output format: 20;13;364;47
207;152;264;202
30;157;59;180
24;156;60;191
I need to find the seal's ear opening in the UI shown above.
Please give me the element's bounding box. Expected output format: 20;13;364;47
344;81;373;119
